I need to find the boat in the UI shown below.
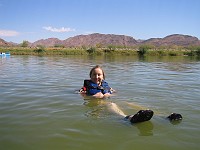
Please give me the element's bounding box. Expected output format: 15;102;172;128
0;52;10;57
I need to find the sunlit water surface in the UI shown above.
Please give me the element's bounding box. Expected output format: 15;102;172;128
0;55;200;150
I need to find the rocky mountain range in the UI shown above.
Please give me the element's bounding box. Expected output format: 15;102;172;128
0;38;13;47
1;33;200;48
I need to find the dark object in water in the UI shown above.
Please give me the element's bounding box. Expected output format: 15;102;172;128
125;110;154;123
167;113;182;121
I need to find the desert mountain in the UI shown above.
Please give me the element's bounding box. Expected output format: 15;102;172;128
142;34;200;46
1;33;200;47
30;33;200;47
0;38;13;47
62;33;138;47
31;38;63;47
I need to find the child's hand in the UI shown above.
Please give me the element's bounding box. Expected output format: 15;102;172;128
92;92;104;99
103;93;111;98
92;92;111;99
79;88;86;94
110;88;116;93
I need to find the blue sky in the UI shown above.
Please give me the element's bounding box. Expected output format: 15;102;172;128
0;0;199;43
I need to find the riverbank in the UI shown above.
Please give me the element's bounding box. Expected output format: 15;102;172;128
1;46;200;57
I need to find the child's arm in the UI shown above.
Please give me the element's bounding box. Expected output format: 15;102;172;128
92;92;104;98
92;92;111;99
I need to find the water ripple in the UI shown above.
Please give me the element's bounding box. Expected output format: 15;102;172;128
0;55;200;150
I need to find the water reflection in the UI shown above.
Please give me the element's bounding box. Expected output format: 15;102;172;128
83;98;107;118
134;121;154;136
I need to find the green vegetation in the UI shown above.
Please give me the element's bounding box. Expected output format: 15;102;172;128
33;45;46;54
138;45;153;56
184;46;200;56
86;47;96;54
1;45;200;57
20;40;29;47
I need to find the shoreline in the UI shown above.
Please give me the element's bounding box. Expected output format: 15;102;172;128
1;46;200;57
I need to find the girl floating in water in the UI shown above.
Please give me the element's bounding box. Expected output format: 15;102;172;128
79;65;155;123
79;65;182;123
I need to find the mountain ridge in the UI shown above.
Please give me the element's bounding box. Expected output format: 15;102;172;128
1;33;200;47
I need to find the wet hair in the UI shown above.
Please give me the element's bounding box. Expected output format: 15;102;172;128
89;65;105;79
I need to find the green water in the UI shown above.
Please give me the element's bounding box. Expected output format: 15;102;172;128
0;55;200;150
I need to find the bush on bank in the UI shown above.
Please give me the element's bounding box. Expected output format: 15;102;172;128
1;45;200;57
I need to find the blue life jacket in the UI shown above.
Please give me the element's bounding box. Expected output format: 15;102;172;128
83;80;112;95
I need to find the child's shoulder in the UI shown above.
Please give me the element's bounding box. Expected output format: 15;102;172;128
84;79;90;85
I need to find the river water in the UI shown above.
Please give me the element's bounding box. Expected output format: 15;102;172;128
0;55;200;150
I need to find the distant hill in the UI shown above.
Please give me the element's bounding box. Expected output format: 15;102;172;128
1;33;200;47
0;38;14;47
31;38;63;47
142;34;200;47
62;33;138;47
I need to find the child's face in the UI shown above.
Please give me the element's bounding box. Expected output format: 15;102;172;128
90;68;104;85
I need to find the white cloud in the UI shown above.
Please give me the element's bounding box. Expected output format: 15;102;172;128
0;30;19;36
43;26;75;32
